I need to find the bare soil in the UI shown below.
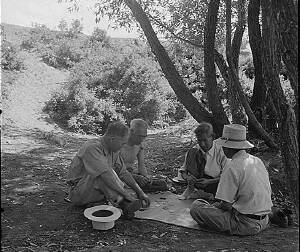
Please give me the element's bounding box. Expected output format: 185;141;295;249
1;50;299;252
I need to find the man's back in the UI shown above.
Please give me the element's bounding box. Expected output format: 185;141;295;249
216;150;273;215
67;138;116;182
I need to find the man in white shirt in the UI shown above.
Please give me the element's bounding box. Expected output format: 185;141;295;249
190;124;273;236
178;122;228;200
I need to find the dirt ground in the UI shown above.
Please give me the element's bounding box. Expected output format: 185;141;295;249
1;124;299;252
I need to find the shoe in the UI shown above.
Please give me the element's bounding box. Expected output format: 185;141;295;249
269;207;289;228
283;208;294;226
119;199;142;219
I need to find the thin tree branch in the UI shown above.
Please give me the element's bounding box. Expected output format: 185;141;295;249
148;13;203;49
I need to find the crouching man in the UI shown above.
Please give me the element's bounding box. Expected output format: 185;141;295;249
190;124;273;236
66;121;150;218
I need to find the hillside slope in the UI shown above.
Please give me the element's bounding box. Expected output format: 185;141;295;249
2;50;69;131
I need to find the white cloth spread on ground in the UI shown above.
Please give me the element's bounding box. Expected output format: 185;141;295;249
135;191;205;230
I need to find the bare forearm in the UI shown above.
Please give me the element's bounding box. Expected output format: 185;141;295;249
209;177;220;184
120;171;144;196
100;171;130;198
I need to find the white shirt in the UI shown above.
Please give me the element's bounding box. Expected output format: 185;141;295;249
200;141;228;178
215;150;273;215
180;140;229;178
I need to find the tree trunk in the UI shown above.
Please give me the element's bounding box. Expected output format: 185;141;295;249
204;0;230;131
214;48;277;148
272;0;298;127
281;105;299;218
231;0;247;70
124;0;227;135
261;0;299;215
225;0;248;125
248;0;267;122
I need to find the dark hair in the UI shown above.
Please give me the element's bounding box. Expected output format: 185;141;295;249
194;122;214;137
106;121;129;137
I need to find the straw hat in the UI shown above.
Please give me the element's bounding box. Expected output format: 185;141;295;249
84;205;121;230
215;124;254;149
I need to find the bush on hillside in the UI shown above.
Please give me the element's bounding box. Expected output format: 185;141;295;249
21;24;54;50
44;87;122;134
39;41;83;69
1;40;24;71
21;23;86;69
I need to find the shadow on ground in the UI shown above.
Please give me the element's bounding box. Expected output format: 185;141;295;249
1;125;299;252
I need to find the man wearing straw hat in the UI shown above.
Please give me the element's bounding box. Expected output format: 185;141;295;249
190;124;273;236
66;121;150;218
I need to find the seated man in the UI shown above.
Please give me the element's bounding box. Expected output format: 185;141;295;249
190;124;273;236
178;122;228;200
119;119;168;192
66;121;150;218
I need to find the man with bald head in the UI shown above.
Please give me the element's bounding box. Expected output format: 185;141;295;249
120;119;168;192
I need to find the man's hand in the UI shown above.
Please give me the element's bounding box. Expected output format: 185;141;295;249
215;200;232;211
137;192;150;208
186;174;198;185
124;193;137;203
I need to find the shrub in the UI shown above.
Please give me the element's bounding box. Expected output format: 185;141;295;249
1;40;24;71
44;43;169;133
44;86;123;134
20;23;86;69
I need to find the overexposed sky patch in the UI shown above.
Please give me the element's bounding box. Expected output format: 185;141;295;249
1;0;139;38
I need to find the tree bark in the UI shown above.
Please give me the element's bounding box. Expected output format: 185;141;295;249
231;0;247;70
248;0;267;120
204;0;230;130
262;0;299;215
124;0;227;135
225;0;248;125
281;105;299;218
272;0;298;126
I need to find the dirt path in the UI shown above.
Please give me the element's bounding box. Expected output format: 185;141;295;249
1;52;299;251
3;51;68;131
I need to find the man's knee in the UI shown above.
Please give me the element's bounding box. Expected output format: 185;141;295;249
190;200;207;218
